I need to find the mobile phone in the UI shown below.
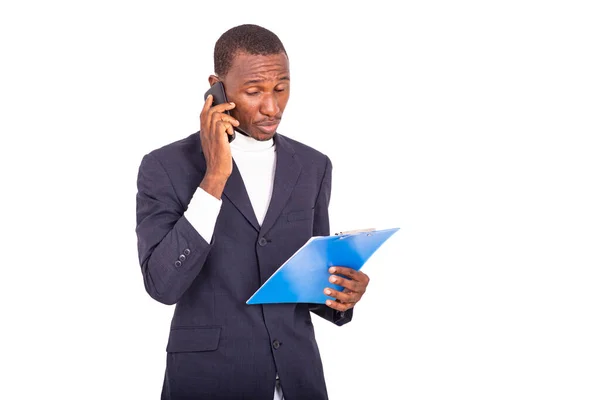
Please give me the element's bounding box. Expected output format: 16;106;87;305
203;81;249;143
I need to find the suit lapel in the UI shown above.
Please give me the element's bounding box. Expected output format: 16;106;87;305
193;132;301;235
259;134;302;236
223;161;261;232
192;132;260;232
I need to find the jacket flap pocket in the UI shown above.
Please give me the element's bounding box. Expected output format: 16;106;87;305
287;208;314;222
166;327;221;353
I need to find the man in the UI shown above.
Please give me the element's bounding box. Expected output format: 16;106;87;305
135;24;371;400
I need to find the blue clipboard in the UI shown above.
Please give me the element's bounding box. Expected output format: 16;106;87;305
246;227;400;304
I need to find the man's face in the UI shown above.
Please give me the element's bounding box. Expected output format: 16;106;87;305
210;51;290;142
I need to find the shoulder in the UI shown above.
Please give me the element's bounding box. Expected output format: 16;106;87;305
145;132;199;162
138;132;202;182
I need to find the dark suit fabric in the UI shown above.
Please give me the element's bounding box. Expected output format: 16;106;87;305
136;132;353;400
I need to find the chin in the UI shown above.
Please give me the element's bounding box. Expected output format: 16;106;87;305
250;131;276;142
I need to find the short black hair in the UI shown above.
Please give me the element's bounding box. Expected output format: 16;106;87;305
214;24;287;77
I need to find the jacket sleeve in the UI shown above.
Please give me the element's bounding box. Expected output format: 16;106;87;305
135;153;212;305
309;155;354;326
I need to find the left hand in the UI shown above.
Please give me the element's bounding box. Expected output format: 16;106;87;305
323;266;370;311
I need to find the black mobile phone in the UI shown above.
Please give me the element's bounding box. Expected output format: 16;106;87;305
203;81;249;143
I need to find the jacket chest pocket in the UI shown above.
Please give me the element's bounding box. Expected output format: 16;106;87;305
286;208;314;222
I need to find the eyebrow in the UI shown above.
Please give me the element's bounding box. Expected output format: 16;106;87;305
242;76;290;86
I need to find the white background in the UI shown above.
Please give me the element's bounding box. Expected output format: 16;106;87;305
1;1;599;399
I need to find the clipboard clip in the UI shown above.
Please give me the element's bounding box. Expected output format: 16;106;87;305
334;228;376;238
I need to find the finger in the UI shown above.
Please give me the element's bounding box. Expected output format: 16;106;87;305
330;266;369;284
226;123;236;136
200;95;214;126
329;266;358;279
324;287;359;303
220;114;240;127
215;121;233;137
202;94;213;115
325;298;354;312
328;274;361;292
209;101;236;114
210;112;240;128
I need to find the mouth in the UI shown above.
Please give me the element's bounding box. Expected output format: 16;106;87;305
255;120;280;135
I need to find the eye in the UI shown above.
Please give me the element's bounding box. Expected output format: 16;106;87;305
246;91;260;96
274;86;288;92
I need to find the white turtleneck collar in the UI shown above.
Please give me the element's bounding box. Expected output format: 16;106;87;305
230;132;274;152
228;132;277;226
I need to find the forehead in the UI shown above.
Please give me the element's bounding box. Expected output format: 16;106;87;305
226;51;289;84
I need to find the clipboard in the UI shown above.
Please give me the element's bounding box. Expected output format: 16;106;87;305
246;227;400;304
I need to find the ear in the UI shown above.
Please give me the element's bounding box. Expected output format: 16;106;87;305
208;75;219;86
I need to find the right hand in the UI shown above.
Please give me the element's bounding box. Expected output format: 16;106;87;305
199;94;240;181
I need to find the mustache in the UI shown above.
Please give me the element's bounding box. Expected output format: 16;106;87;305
255;118;282;126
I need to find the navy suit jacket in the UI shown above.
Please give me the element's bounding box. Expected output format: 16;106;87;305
136;132;353;400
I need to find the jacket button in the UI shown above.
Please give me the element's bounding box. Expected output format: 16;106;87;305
272;340;281;349
178;254;186;262
258;237;268;246
339;311;346;319
175;260;182;268
183;248;191;256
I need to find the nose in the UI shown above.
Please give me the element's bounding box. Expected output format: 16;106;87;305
259;93;280;118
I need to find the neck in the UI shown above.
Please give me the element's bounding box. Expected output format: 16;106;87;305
231;131;274;152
